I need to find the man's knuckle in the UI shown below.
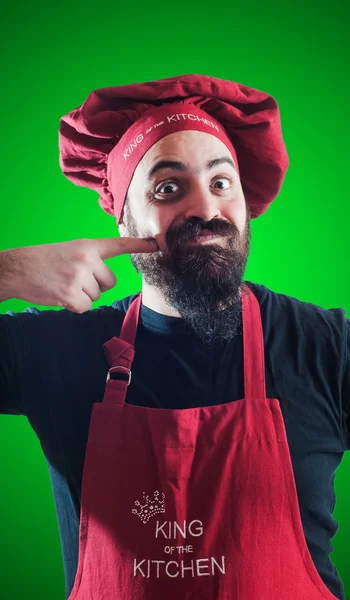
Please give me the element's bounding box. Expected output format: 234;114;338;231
62;285;76;303
68;265;83;280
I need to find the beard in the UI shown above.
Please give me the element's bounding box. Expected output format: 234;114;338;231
123;205;251;345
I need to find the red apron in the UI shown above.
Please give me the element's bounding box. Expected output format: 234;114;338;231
68;284;339;599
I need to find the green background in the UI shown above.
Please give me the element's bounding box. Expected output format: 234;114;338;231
0;0;349;598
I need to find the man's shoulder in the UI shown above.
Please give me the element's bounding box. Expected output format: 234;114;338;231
246;280;348;335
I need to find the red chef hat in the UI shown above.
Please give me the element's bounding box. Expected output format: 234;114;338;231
59;74;289;223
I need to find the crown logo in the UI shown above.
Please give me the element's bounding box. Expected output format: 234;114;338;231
132;490;166;524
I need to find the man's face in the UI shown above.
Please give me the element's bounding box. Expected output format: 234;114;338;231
118;130;251;344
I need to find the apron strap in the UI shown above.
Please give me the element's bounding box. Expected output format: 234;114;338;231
102;293;142;389
242;284;266;399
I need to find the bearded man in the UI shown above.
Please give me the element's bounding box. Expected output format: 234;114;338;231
0;74;348;600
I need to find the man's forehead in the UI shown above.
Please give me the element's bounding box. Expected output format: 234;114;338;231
129;130;237;190
145;156;237;181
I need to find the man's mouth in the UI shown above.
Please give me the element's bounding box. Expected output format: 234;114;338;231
187;232;222;244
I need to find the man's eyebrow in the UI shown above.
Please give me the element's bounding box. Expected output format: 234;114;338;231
146;156;237;181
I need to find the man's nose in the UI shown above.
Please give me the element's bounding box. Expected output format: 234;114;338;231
182;188;222;224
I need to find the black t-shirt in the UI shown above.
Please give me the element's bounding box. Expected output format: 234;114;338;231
0;281;349;600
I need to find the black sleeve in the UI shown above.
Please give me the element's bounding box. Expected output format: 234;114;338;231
0;314;24;414
0;307;51;416
342;319;350;450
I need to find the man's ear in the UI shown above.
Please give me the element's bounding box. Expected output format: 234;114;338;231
117;194;129;235
118;221;127;237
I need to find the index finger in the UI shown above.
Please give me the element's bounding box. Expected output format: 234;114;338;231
96;236;159;260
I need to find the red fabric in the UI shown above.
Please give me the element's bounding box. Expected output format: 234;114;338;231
59;74;289;222
67;285;338;600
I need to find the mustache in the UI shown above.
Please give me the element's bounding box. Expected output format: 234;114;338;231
168;220;236;247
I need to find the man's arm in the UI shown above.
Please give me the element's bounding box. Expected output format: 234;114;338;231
0;315;23;415
342;320;350;450
0;250;20;302
0;237;157;310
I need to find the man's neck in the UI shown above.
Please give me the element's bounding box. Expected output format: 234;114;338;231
141;282;182;318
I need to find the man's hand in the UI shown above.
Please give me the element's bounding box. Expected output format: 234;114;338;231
0;237;158;313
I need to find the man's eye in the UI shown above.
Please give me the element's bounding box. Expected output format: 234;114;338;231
154;176;233;197
155;181;179;195
212;177;232;189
